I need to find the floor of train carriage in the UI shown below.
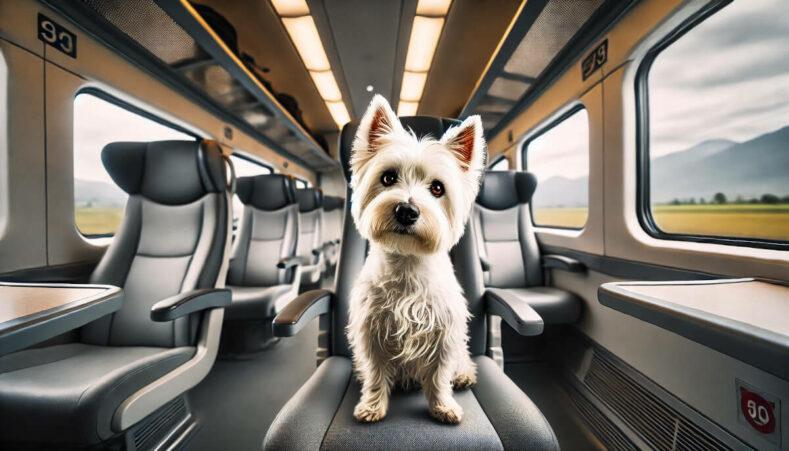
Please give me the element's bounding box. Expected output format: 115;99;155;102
187;280;600;450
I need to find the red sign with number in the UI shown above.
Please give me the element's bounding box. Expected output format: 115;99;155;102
740;386;776;434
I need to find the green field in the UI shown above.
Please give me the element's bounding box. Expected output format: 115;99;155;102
534;204;789;240
76;207;124;236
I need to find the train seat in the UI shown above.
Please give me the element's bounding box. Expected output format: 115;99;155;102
0;140;232;447
473;171;582;325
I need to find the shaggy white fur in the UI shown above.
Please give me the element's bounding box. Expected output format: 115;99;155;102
347;95;486;424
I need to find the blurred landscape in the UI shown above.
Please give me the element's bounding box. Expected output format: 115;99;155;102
532;126;789;239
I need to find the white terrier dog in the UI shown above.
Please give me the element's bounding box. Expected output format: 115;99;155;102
347;95;486;424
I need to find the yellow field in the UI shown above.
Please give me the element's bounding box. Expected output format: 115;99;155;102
533;208;588;229
77;204;789;241
534;204;789;240
75;207;124;236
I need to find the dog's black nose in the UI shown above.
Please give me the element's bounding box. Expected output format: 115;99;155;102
394;202;420;226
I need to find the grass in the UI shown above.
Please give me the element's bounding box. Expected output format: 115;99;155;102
75;207;124;236
533;204;789;241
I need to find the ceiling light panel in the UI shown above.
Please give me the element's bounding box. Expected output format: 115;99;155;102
416;0;452;16
273;0;351;128
397;1;451;116
310;70;342;102
398;101;419;117
404;16;445;72
400;71;427;102
327;101;350;127
281;16;331;71
270;0;310;17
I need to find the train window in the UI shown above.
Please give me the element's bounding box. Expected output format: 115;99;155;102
229;153;273;225
641;0;789;245
523;108;589;229
489;155;510;171
295;178;310;189
230;153;273;177
73;91;196;237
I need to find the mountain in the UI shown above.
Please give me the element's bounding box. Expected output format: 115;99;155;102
651;126;789;203
532;175;588;208
75;179;127;207
533;126;789;207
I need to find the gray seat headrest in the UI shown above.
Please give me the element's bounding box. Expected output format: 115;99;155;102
323;196;345;211
339;116;462;182
101;140;226;205
236;174;297;211
296;188;323;212
476;171;537;210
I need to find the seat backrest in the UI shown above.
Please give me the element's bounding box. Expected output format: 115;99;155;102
295;188;323;261
83;140;229;348
227;174;299;287
322;196;344;245
332;117;488;358
473;171;542;288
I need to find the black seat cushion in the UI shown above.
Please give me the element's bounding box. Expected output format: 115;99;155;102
505;287;582;325
225;285;293;320
263;356;558;451
0;343;195;446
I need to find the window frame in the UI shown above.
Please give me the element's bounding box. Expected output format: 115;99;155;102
487;154;509;171
520;104;590;231
74;88;201;239
635;0;787;251
230;151;274;175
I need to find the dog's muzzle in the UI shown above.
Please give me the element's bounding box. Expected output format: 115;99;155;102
394;202;420;227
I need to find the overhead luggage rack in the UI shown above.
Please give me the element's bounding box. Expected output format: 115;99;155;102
44;0;337;171
461;0;634;138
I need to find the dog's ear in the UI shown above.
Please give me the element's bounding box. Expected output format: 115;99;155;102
353;94;401;156
440;115;486;173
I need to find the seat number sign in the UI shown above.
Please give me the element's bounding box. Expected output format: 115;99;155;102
737;380;781;445
37;14;77;58
581;39;607;80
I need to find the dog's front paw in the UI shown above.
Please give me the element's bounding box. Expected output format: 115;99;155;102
354;402;387;423
452;371;477;390
430;400;463;424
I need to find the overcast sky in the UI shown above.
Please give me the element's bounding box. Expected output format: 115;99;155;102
527;108;589;181
649;0;789;157
527;0;788;181
73;94;194;184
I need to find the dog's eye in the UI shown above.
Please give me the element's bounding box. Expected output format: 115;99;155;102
429;180;445;198
380;170;398;187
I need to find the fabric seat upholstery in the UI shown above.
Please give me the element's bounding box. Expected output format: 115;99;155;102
226;174;299;320
321;196;344;268
264;356;557;451
295;188;325;285
0;140;230;447
474;171;581;325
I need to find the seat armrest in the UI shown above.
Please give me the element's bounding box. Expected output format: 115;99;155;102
485;288;544;336
277;256;301;269
479;256;491;271
150;288;231;322
543;254;585;273
273;289;333;337
312;242;333;256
